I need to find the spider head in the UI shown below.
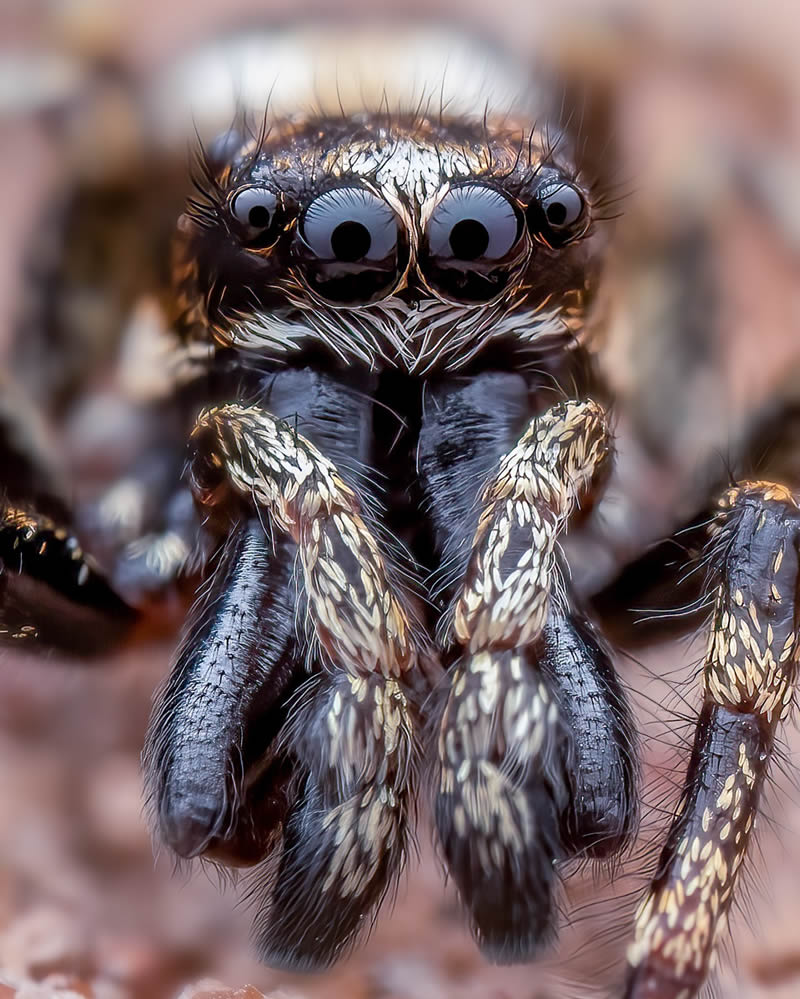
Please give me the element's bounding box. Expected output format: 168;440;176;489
170;38;606;372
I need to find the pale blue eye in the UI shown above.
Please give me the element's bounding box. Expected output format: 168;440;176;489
297;187;402;304
231;187;278;232
539;182;584;229
427;185;521;262
301;188;398;262
527;178;587;247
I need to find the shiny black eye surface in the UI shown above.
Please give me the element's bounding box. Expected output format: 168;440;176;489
527;179;587;248
421;185;524;302
230;187;280;247
298;187;402;304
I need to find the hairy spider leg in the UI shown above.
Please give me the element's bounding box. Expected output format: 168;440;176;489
145;518;300;866
186;368;425;971
624;481;800;999
0;176;206;648
75;378;209;606
0;504;135;653
418;376;636;961
9;150;216;608
540;605;639;860
0;377;135;653
439;398;611;959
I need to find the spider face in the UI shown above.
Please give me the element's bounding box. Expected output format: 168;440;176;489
2;19;799;999
174;115;598;372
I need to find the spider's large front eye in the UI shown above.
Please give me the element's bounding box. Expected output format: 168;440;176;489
298;187;402;304
421;185;524;302
527;179;587;248
231;187;280;248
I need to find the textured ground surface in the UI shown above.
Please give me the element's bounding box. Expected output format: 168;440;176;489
2;2;800;998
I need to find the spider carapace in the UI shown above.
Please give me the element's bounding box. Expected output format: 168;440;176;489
1;22;798;999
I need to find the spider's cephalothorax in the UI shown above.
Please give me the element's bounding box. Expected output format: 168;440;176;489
172;110;599;376
2;23;799;999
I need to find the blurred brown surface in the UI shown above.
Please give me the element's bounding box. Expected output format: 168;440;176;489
2;3;800;999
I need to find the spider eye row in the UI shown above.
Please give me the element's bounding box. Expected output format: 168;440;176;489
229;178;588;305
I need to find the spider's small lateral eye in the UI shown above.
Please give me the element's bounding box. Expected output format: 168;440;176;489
527;180;587;248
230;187;280;247
421;185;524;303
298;187;403;304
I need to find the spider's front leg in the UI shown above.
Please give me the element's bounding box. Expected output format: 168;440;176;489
147;367;424;971
418;374;638;961
624;482;800;999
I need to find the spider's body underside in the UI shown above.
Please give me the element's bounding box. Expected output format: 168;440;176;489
1;21;799;999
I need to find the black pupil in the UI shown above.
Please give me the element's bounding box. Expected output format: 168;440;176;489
545;200;568;227
330;220;372;261
247;204;272;228
449;218;490;260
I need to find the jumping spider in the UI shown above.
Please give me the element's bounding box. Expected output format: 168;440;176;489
2;20;799;999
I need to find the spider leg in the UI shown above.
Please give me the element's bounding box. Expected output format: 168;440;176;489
541;605;638;859
0;502;136;653
12;158;208;606
166;367;423;971
76;397;205;605
418;374;636;961
624;481;800;999
144;516;299;866
69;337;229;606
0;369;201;646
0;377;135;653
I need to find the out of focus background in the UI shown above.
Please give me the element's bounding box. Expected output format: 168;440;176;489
2;1;800;998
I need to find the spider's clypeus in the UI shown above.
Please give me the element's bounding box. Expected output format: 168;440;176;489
1;21;799;999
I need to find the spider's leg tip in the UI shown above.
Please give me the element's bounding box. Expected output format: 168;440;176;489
253;937;334;975
477;924;559;966
158;786;225;859
563;790;636;859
